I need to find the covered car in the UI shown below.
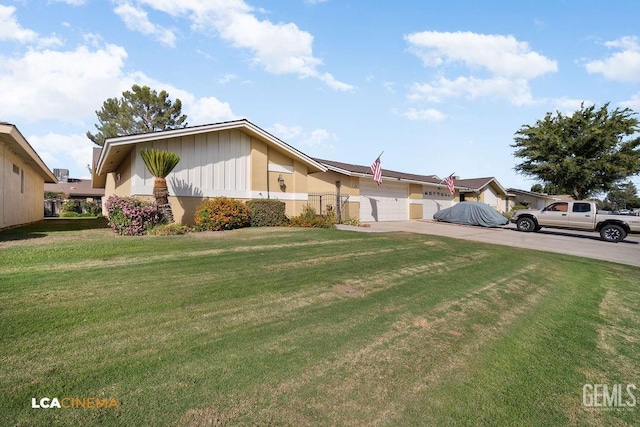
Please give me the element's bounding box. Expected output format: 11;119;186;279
433;202;508;227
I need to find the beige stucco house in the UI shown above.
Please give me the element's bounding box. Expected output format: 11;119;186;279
455;177;512;213
92;119;327;224
0;122;57;229
93;119;519;224
310;159;459;222
506;188;557;210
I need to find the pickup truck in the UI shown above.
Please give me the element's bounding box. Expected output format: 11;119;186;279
511;200;640;242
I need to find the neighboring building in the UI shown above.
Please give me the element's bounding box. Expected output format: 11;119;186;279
0;122;57;229
44;170;104;217
455;177;511;213
506;188;557;210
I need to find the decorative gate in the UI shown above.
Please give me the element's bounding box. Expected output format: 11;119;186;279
307;193;350;222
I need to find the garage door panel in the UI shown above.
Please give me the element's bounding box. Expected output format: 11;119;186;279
423;189;453;219
360;181;408;222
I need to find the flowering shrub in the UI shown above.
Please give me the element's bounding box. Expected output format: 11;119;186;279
194;197;250;231
105;195;160;236
289;205;336;229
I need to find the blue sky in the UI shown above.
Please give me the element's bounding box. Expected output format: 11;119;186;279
2;0;640;191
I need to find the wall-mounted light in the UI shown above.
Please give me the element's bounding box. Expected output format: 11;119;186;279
277;174;286;190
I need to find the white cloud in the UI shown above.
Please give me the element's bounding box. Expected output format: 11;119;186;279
404;31;556;108
269;123;303;139
301;128;336;148
187;96;238;125
585;36;640;83
408;76;535;106
29;132;95;179
217;73;237;84
0;5;40;43
402;108;447;121
405;31;557;79
551;97;593;114
267;123;335;149
620;92;640;110
0;44;130;122
114;3;176;47
131;0;353;91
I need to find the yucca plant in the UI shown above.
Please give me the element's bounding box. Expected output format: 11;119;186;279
140;148;180;223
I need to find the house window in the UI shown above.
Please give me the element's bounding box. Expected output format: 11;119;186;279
13;164;19;174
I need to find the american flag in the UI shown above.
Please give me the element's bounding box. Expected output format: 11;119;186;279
371;156;383;185
443;174;455;196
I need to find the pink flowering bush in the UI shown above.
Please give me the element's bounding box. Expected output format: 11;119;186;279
105;195;160;236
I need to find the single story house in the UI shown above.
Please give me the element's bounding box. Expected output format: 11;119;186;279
92;119;514;224
0;122;57;229
309;159;458;222
92;119;327;223
506;188;557;210
455;177;511;213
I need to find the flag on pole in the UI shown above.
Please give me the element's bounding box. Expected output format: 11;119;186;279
443;174;455;196
371;156;383;185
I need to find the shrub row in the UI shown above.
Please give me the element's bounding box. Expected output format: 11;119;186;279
106;195;336;236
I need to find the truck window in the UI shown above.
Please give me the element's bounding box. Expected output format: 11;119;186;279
546;202;568;212
572;203;591;213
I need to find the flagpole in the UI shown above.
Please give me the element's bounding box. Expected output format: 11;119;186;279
377;151;384;159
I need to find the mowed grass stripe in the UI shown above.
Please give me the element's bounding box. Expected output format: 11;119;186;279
1;223;639;426
1;238;492;397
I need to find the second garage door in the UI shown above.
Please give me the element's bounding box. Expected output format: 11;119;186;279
359;180;408;222
423;190;453;220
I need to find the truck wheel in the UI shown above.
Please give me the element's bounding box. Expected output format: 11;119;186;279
516;217;536;232
599;224;627;242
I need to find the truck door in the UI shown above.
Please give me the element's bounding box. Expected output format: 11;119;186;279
567;202;594;229
538;202;569;227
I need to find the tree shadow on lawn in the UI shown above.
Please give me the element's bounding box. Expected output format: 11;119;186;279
0;218;109;242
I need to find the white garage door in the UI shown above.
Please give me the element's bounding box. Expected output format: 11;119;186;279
423;189;453;219
359;180;408;222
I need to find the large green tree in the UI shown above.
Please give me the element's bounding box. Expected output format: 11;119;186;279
605;181;640;210
87;84;187;146
512;103;640;199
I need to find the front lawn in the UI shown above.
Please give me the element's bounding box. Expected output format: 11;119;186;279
1;220;638;426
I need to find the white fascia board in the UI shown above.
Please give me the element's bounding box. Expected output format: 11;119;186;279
98;119;327;175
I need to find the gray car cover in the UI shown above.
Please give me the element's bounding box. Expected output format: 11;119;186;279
433;202;508;227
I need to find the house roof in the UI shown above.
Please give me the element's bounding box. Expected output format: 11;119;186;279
315;158;445;186
45;179;104;198
506;188;556;200
456;177;508;195
0;122;57;183
93;119;327;182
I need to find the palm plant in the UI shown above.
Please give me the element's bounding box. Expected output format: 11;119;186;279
140;148;180;223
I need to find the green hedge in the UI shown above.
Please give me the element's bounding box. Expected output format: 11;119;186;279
246;199;289;227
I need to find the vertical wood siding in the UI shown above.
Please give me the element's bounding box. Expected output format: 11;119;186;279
131;130;250;198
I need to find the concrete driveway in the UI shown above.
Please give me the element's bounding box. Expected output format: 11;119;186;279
337;220;640;267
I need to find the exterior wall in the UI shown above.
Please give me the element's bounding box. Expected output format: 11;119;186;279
307;171;360;220
409;184;423;219
101;129;318;224
0;140;46;229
